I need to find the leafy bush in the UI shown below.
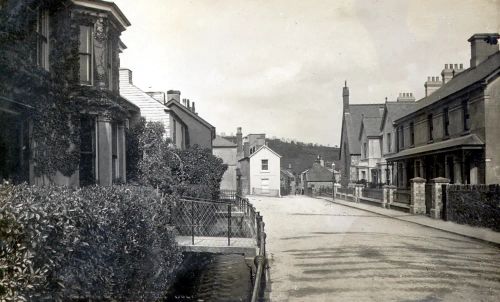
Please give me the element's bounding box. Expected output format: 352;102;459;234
137;121;227;199
0;183;181;301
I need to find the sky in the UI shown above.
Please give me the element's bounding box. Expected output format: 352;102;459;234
113;0;498;146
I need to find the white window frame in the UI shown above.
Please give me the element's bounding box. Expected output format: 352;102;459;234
79;25;93;85
36;10;50;71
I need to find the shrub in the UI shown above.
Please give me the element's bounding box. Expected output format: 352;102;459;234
136;121;227;199
0;183;182;301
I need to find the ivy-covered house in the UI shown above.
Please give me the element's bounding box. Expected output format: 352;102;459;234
0;0;139;187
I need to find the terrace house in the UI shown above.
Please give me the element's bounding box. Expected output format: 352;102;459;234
387;33;500;187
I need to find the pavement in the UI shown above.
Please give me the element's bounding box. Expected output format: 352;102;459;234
248;194;500;302
319;195;500;247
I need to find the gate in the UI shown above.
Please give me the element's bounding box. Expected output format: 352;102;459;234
425;183;432;215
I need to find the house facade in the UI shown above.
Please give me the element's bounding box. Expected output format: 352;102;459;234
358;116;383;184
165;93;215;150
119;69;187;149
212;135;237;191
0;0;138;187
302;156;334;193
338;82;384;186
387;33;500;186
239;145;281;197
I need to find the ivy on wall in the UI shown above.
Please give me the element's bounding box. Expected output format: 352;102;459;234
0;0;130;179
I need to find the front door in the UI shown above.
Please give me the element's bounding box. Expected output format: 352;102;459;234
261;178;269;194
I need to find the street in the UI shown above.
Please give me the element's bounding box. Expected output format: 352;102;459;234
249;195;500;302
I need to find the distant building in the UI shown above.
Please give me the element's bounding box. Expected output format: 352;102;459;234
239;145;281;197
358;116;383;183
119;69;187;149
339;82;384;186
280;169;296;194
212;136;238;191
301;156;334;193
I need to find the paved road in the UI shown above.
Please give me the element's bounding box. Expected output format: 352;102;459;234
249;195;500;302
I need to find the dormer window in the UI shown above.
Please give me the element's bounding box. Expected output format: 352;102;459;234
36;10;50;71
79;25;93;85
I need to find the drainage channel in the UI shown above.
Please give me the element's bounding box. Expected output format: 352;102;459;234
163;252;253;302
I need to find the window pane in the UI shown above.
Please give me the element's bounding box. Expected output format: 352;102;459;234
79;26;90;52
79;55;90;83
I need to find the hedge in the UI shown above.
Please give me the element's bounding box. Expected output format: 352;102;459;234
0;183;182;301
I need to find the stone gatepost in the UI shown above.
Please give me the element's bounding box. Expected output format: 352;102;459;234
409;177;426;214
429;177;450;219
382;185;396;208
333;183;341;200
354;184;364;203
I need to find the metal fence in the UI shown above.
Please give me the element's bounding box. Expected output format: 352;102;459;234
362;188;383;200
393;189;411;204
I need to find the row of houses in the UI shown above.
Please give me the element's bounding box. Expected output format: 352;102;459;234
0;0;216;187
340;33;500;194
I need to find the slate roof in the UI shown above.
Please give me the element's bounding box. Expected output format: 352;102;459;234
360;116;383;138
344;104;385;154
213;135;237;148
307;162;333;182
395;51;500;123
248;145;282;158
386;134;484;161
380;101;419;130
166;99;216;134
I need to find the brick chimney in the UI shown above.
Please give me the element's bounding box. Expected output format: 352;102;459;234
191;102;196;113
424;76;442;97
397;92;415;102
119;68;133;84
468;33;499;68
441;63;464;84
167;90;181;103
236;127;243;157
343;81;349;113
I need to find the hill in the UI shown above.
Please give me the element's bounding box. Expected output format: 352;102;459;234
266;139;340;175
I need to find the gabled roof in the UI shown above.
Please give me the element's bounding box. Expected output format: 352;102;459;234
342;104;384;155
395;51;500;123
249;144;282;159
213;135;237;148
359;116;382;139
166;99;215;136
307;162;333;182
380;101;419;131
281;169;295;178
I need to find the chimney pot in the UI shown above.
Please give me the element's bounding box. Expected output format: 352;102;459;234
192;102;196;113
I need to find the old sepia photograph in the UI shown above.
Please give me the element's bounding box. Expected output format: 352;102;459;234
0;0;499;301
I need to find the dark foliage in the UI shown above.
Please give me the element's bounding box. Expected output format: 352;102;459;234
0;183;182;301
445;184;500;231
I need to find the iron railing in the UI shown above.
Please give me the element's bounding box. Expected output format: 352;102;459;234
362;187;383;200
394;189;411;204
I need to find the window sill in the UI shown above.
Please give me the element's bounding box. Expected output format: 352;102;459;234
460;130;471;136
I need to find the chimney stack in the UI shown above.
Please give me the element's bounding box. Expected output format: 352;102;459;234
186;99;190;109
119;69;133;84
468;33;499;68
397;92;415;102
441;63;464;84
424;76;443;97
167;90;181;103
343;81;349;113
191;102;196;113
236;127;243;157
